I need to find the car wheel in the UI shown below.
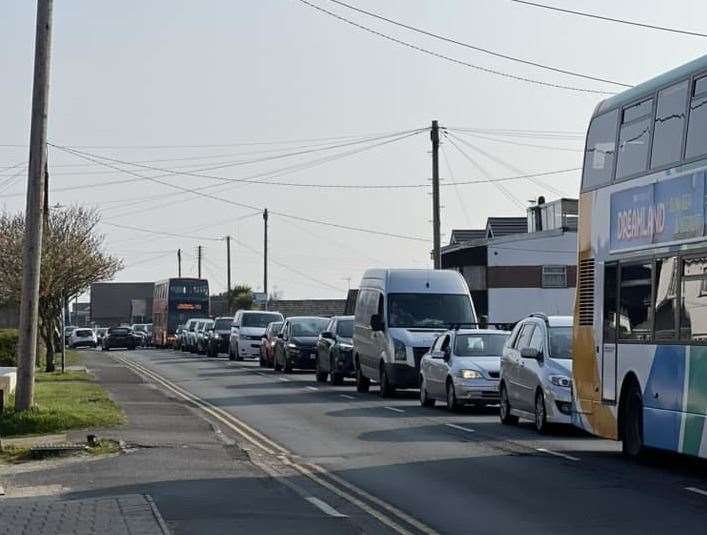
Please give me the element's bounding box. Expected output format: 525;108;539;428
420;376;435;408
446;380;461;412
622;382;645;459
499;383;519;425
355;360;370;393
283;356;293;373
379;364;395;398
101;345;107;352
315;361;328;383
330;357;343;386
534;390;548;434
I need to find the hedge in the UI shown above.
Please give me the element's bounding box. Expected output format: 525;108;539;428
0;329;18;367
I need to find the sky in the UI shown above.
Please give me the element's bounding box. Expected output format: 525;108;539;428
2;0;706;300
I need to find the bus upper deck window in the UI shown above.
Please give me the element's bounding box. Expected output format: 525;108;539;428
616;99;653;179
582;109;618;190
651;81;688;169
685;76;707;160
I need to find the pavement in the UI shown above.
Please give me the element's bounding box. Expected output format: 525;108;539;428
113;347;707;535
0;351;391;534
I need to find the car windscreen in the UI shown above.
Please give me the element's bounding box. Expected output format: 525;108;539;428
454;334;508;356
336;319;353;338
214;318;232;330
75;329;93;337
291;318;329;337
387;293;474;329
549;327;573;359
242;313;283;328
109;328;129;335
133;325;146;332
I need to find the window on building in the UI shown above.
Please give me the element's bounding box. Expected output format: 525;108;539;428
654;257;678;340
603;264;618;343
680;256;707;342
582;109;619;190
618;263;653;341
651;81;688;168
542;265;568;288
686;75;707;160
616;99;653;179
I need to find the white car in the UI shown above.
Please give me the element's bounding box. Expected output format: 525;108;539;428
68;328;98;349
420;328;509;410
229;310;284;361
499;314;574;433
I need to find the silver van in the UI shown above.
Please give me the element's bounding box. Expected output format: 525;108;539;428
229;310;284;361
353;269;477;397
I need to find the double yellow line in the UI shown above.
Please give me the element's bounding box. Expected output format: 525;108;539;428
115;355;438;535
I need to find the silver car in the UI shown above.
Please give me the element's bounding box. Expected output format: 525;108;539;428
420;329;509;411
499;314;573;433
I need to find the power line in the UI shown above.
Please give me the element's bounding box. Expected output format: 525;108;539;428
509;0;707;38
297;0;617;95
440;145;472;228
326;0;631;87
102;221;223;242
448;129;583;153
52;144;430;242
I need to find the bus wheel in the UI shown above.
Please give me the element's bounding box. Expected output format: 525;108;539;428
622;382;645;459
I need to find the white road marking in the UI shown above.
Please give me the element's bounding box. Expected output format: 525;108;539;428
384;406;405;413
535;448;580;461
444;423;475;433
278;377;290;382
685;486;707;497
255;372;268;377
305;496;348;518
305;386;319;391
339;394;355;400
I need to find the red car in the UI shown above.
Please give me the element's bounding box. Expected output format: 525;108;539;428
259;321;283;368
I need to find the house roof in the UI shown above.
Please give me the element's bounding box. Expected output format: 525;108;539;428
486;217;528;239
449;229;486;245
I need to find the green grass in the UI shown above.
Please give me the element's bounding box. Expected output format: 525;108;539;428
0;371;125;438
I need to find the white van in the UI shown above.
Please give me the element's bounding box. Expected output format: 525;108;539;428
229;310;284;361
353;269;476;396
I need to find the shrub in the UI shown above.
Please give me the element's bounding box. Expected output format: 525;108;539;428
0;329;18;367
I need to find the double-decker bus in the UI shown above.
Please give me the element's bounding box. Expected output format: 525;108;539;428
573;55;707;459
153;278;209;347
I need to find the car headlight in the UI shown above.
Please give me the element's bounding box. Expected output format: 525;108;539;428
339;342;353;351
550;375;572;388
392;338;407;361
287;342;299;351
459;369;482;380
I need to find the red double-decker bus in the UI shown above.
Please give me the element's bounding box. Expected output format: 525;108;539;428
153;278;209;347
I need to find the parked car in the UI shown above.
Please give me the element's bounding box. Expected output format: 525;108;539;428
68;328;98;349
419;328;509;410
353;269;477;397
499;314;574;433
183;318;208;352
95;327;108;346
229;310;284;361
64;325;78;346
196;319;215;355
174;324;186;350
206;317;233;358
259;321;283;368
315;315;354;385
131;324;150;346
274;316;329;372
102;326;140;351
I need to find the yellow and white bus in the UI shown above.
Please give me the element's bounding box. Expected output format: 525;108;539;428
573;54;707;459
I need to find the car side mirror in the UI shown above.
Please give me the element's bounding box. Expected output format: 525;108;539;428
321;331;334;340
370;313;385;332
520;347;542;360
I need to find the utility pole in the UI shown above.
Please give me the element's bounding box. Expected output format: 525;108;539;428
177;248;182;277
16;0;53;411
60;295;66;374
225;235;232;295
197;245;202;279
263;209;268;311
431;120;441;270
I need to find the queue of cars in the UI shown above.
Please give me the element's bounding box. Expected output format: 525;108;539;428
168;269;576;436
64;324;153;350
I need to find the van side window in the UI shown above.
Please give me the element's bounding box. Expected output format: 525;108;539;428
516;325;535;349
440;335;450;352
529;326;544;352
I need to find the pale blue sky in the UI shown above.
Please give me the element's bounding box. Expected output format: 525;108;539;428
2;1;706;298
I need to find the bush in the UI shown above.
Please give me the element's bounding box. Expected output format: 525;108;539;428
0;329;18;367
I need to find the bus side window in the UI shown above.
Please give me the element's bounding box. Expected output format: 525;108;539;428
582;109;619;190
685;76;707;160
618;263;653;341
603;264;618;343
651;81;688;169
616;98;653;179
680;256;707;342
654;257;678;341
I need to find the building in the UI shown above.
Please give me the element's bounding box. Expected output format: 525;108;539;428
70;302;91;327
90;282;155;327
442;198;578;324
265;299;345;318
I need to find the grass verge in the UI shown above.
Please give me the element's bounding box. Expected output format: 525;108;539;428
0;370;125;438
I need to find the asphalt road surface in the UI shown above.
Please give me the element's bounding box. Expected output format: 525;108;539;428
117;348;707;535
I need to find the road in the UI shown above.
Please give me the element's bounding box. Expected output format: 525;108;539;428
118;348;707;535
